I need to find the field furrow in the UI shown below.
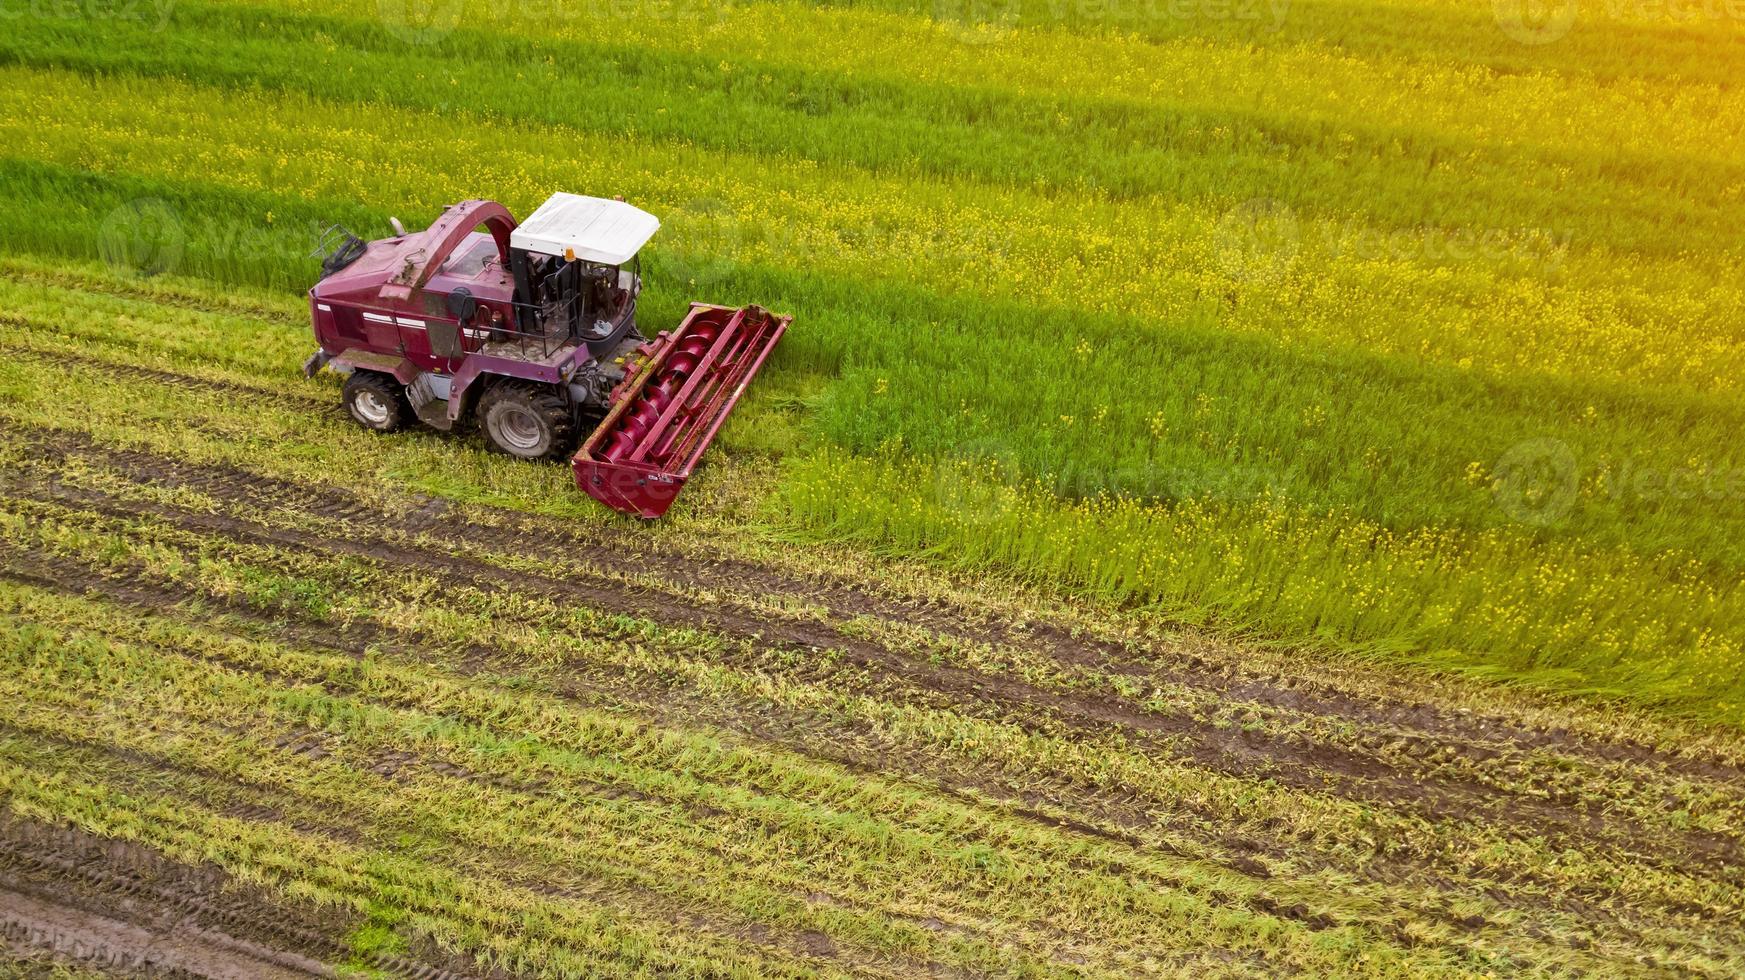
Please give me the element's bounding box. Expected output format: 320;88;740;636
0;370;1740;972
3;0;1742;968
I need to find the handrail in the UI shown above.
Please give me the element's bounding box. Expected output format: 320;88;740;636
502;292;636;359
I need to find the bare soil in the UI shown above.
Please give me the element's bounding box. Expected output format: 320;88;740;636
0;815;495;979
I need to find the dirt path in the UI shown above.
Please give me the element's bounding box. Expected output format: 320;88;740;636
0;815;491;979
0;887;325;979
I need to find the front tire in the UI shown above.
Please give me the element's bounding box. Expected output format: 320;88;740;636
343;371;408;432
478;382;576;461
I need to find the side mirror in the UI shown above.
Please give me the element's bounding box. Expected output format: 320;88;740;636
446;286;478;323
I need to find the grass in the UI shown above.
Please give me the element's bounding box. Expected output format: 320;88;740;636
0;86;1739;719
0;478;1740;973
0;0;1743;969
0;266;1741;970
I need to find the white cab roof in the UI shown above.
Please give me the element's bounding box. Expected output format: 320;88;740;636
509;193;659;265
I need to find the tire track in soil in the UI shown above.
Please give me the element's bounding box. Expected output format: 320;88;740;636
0;266;305;328
0;718;372;849
18;473;1745;884
0;813;491;980
3;434;1742;888
17;533;1745;927
6;413;1740;791
0;888;322;979
0;566;1507;966
8;276;1745;783
0;561;1725;971
0;342;331;411
0;560;1214;860
0;725;925;979
1;544;1737;957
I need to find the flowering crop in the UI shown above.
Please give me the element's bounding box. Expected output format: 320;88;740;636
0;0;1741;723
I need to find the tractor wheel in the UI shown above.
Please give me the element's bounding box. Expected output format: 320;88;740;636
342;371;409;433
478;382;575;461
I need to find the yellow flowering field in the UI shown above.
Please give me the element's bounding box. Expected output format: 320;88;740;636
1;0;1741;717
0;0;1743;969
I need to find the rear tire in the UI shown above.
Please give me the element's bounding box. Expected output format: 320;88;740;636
478;381;576;461
343;371;408;433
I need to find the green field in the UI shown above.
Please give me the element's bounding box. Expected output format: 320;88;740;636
0;0;1742;973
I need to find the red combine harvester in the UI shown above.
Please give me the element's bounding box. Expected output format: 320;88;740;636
302;194;790;518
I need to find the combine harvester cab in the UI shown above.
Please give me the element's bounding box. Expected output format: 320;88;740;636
303;193;788;518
